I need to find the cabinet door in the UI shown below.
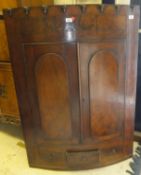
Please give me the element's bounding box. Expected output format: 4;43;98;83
0;63;19;118
19;43;80;169
78;41;125;142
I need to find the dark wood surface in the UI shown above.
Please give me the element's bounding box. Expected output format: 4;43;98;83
4;5;140;170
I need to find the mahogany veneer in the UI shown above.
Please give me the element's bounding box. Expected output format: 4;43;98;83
4;5;140;170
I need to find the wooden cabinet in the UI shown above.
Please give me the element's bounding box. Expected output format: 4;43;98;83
4;5;139;170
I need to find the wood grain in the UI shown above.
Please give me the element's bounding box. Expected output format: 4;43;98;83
35;53;72;139
90;51;119;138
4;5;140;170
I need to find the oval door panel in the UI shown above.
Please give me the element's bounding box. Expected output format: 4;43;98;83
89;51;123;139
35;54;72;140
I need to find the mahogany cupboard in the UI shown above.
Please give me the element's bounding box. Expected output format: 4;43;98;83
4;5;139;170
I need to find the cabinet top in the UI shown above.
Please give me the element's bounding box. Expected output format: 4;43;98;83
3;5;140;43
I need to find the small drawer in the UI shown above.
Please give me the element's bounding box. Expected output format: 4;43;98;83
67;149;100;169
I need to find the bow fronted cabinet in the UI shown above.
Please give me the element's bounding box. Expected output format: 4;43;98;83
4;5;140;170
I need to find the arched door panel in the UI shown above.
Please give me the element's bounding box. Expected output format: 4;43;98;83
89;51;122;139
35;54;72;140
78;42;125;142
23;43;80;144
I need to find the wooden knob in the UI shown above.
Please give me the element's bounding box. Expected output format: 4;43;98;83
115;5;120;15
24;7;30;15
7;8;13;16
80;5;86;13
100;5;104;13
42;5;48;14
61;6;67;13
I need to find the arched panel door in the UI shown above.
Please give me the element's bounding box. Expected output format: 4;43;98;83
78;42;125;143
21;43;80;169
89;51;123;139
35;53;72;140
23;43;80;145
